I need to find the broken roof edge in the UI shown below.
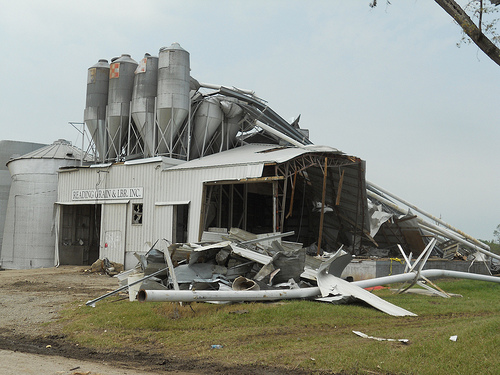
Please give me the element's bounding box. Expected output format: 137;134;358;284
163;143;348;172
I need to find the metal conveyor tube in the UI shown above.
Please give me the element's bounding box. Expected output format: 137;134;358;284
138;287;321;302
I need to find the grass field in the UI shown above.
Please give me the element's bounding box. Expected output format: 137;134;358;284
59;279;500;374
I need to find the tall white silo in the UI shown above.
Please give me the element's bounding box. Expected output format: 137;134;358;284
0;140;47;262
156;43;190;155
131;54;158;158
84;59;109;162
106;54;138;160
1;140;86;269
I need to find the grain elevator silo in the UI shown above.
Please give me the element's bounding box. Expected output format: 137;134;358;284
84;59;109;162
1;140;85;269
156;43;190;155
0;140;47;263
107;54;138;160
216;98;244;151
190;97;223;159
131;53;158;158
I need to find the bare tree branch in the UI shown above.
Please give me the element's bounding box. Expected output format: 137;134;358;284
435;0;500;66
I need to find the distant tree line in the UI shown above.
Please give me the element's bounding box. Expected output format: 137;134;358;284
481;224;500;254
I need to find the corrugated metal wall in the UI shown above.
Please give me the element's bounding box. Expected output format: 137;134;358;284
0;140;47;257
57;161;264;268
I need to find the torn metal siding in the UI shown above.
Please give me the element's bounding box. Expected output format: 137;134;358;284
273;153;369;254
371;215;427;256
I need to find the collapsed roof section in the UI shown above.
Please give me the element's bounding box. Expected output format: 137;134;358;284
184;83;312;160
168;143;370;255
365;181;498;263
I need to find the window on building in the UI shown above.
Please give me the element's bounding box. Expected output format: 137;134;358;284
132;203;143;225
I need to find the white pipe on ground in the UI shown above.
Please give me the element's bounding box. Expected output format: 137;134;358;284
138;269;500;303
352;269;500;289
138;287;320;302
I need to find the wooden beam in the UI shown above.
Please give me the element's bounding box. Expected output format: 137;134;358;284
317;157;328;255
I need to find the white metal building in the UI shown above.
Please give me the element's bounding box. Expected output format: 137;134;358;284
56;143;368;269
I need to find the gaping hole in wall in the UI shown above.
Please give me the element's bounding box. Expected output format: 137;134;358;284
202;179;318;247
202;155;368;255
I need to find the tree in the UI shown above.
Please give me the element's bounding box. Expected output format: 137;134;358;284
494;223;500;243
371;1;500;66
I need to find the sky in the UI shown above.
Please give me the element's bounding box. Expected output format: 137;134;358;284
0;0;498;241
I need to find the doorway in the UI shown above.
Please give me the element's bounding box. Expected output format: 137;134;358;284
59;204;101;265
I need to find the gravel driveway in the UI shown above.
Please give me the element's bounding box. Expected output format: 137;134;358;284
0;266;193;375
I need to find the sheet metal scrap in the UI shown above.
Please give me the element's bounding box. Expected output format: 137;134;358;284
353;330;409;343
134;235;418;316
106;228;500;317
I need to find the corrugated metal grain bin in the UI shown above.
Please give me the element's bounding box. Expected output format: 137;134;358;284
1;140;85;269
0;140;47;263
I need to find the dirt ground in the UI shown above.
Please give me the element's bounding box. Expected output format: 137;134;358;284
0;266;314;375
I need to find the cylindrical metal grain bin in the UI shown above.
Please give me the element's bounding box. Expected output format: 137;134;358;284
107;54;138;159
131;54;158;158
216;98;244;151
84;59;109;161
0;140;47;262
190;97;223;159
1;140;86;269
156;43;190;154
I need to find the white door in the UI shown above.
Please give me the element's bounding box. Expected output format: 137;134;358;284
100;203;127;264
153;205;173;244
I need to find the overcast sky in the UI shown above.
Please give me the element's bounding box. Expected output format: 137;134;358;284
1;1;498;241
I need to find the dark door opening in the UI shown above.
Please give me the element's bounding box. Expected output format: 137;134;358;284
59;204;101;265
173;204;189;243
203;182;276;235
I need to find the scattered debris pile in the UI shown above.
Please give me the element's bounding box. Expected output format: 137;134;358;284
365;181;499;269
133;228;311;297
87;258;124;276
86;228;500;317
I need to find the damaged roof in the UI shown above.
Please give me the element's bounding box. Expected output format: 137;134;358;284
165;143;343;172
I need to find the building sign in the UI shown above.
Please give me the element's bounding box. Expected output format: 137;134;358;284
72;187;143;201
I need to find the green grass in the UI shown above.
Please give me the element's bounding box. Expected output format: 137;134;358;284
58;279;500;374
